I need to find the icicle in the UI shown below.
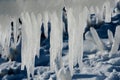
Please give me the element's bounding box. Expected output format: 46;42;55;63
21;12;41;79
108;29;114;44
43;12;49;38
67;8;76;76
0;16;11;60
78;8;87;70
50;12;63;73
90;27;104;51
36;13;42;57
110;26;120;55
95;6;100;24
83;6;89;28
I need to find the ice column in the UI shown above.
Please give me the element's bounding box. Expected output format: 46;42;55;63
21;12;42;79
110;26;120;55
67;8;76;76
50;12;63;72
43;12;49;38
10;18;19;49
0;16;11;60
78;8;87;70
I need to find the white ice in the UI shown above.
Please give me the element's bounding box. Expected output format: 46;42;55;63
90;27;104;51
50;12;63;73
21;12;42;79
110;26;120;55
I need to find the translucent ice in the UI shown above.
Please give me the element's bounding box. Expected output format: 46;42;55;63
108;29;114;44
50;12;63;72
21;12;42;79
90;27;104;51
110;26;120;54
43;12;49;38
67;8;76;76
67;7;86;75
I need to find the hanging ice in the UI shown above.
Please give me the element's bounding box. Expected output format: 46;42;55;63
67;7;86;76
50;12;63;73
21;12;42;79
10;18;21;50
67;8;76;76
78;7;87;70
43;12;49;38
0;16;11;60
57;67;71;80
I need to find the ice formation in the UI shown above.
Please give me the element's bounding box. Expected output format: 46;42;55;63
43;12;49;38
90;27;104;51
110;26;120;54
21;12;42;79
107;29;114;44
10;18;21;50
0;16;11;60
67;7;86;76
67;8;76;76
50;12;63;72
